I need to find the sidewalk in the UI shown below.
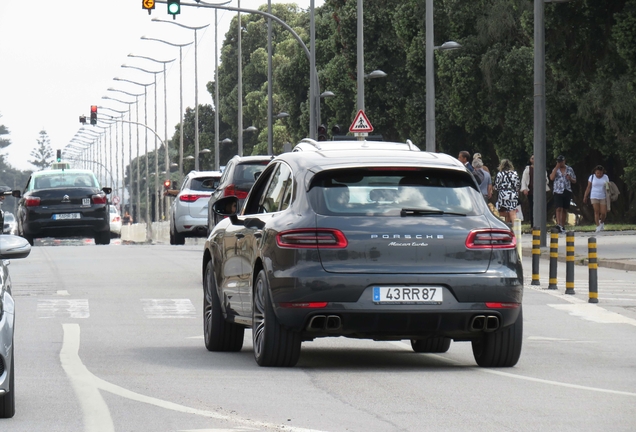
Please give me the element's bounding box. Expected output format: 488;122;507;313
521;230;636;272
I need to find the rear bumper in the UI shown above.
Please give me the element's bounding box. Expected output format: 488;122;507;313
175;214;208;237
24;218;109;238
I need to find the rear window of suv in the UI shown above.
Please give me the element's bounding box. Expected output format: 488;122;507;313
309;168;484;217
234;162;270;186
190;177;220;192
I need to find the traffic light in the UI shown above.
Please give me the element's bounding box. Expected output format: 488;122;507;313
90;105;97;125
167;0;180;17
331;124;342;137
163;179;172;191
56;150;62;162
79;115;86;124
318;124;328;141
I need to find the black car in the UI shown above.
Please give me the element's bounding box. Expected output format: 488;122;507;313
202;140;523;367
15;169;112;245
206;155;272;232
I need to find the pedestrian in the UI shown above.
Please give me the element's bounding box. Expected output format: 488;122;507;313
473;153;490;173
122;211;133;225
494;159;521;224
472;158;492;201
458;151;475;172
549;155;577;233
583;165;609;232
520;154;550;228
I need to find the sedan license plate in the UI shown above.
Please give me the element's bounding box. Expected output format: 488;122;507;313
52;213;81;220
373;286;443;304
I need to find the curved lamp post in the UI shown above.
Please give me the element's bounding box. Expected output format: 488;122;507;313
141;36;193;184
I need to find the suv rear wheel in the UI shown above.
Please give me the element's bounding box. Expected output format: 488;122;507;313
95;231;110;245
471;308;523;367
252;270;301;367
411;337;451;353
203;261;244;351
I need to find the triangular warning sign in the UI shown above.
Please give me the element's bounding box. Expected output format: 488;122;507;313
349;110;374;133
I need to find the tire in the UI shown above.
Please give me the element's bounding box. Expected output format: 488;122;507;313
411;337;451;353
203;261;244;352
0;342;16;418
173;223;185;245
472;308;523;367
252;270;301;367
94;231;110;245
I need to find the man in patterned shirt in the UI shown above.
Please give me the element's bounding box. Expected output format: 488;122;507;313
549;155;576;233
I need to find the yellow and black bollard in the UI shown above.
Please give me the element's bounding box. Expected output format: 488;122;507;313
565;231;575;295
531;226;541;286
588;237;599;303
547;227;559;290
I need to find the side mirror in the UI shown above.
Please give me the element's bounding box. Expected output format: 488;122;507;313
102;187;112;194
11;190;21;198
0;235;32;259
213;196;239;217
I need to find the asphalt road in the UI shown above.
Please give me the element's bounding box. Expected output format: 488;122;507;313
4;243;636;431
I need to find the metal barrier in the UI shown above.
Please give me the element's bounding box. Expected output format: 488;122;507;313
531;226;541;286
565;231;575;295
548;228;559;290
588;237;599;303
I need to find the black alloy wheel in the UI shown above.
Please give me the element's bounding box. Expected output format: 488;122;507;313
252;270;301;367
472;308;523;367
203;261;244;352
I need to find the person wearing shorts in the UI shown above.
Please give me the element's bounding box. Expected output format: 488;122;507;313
550;155;576;233
583;165;609;232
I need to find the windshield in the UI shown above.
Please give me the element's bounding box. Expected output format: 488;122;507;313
309;168;484;217
30;173;99;190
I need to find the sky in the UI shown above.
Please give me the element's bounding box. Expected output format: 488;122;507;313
0;0;324;172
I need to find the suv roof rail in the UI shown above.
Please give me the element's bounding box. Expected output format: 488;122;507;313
293;137;421;152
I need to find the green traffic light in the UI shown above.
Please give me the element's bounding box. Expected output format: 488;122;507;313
167;1;180;15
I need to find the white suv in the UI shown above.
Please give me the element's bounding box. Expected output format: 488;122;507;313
170;170;222;245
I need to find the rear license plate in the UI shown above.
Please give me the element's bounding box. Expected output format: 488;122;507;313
373;286;443;304
52;213;81;220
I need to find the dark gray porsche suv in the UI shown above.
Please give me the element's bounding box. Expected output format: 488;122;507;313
202;140;523;367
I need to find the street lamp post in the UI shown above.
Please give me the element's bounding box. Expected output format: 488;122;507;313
128;54;176;220
122;64;163;222
142;36;193;184
151;18;211;171
114;77;153;233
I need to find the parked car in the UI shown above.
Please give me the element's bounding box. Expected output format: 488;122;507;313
0;234;32;417
202;139;523;367
170;170;222;245
14;169;112;245
206;155;273;232
2;213;16;235
109;206;122;238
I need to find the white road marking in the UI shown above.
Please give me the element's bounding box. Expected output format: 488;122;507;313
61;324;324;432
60;324;115;432
548;303;636;326
141;299;196;319
57;290;70;296
388;341;636;397
526;336;596;343
187;335;204;339
38;299;89;319
178;429;259;432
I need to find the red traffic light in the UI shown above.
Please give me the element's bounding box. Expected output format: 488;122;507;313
91;105;97;113
163;179;172;189
90;105;97;125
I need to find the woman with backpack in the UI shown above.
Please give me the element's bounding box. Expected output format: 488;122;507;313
583;165;609;232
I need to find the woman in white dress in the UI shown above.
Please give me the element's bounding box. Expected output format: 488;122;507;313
583;165;609;232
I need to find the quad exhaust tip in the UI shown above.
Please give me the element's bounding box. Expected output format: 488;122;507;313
308;315;342;331
470;315;500;332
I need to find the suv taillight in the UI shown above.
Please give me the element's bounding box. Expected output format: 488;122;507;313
224;184;248;199
465;229;516;250
92;194;107;205
277;229;348;249
25;197;41;207
180;194;207;202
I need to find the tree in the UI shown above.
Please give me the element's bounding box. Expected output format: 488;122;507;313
29;130;54;170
